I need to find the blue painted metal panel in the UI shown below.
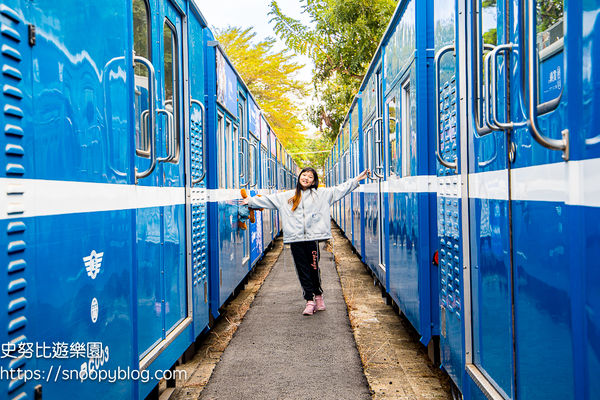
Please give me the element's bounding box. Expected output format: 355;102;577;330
30;0;131;184
434;0;464;390
217;201;246;307
162;0;188;339
216;49;238;118
250;190;264;266
32;212;134;399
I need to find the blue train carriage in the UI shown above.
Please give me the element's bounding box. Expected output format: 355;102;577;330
356;0;440;349
0;0;220;398
435;0;600;399
205;35;255;317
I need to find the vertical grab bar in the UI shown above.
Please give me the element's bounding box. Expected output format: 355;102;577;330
156;108;174;163
190;99;207;185
364;126;374;179
471;44;497;137
484;51;501;131
523;0;568;159
239;136;250;188
434;45;458;171
140;110;150;156
134;55;157;183
490;44;517;129
371;117;384;179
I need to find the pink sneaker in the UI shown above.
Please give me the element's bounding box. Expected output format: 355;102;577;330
314;295;326;311
303;301;316;315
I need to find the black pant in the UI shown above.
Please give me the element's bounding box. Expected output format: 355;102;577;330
290;241;322;301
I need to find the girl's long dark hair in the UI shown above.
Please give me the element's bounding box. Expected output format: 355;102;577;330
289;167;319;211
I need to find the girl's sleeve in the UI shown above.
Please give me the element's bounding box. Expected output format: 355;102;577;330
247;192;281;210
325;176;361;205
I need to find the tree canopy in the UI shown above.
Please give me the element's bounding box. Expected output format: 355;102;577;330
269;0;397;141
216;26;335;170
215;27;307;147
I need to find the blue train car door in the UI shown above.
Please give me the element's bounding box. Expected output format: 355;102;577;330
373;66;388;285
505;1;594;398
462;0;515;397
134;0;189;373
188;7;209;338
248;98;262;265
238;94;250;270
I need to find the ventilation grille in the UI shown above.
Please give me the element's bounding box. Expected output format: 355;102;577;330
1;4;30;399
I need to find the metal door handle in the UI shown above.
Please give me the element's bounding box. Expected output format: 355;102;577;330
484;50;501;131
239;136;250;188
371;117;384;179
157;108;174;163
134;55;157;183
490;44;517;130
471;43;497;137
363;126;374;179
523;0;568;159
434;45;458;172
137;110;151;157
190;98;206;185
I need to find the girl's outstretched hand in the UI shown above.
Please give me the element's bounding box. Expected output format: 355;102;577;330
357;169;370;181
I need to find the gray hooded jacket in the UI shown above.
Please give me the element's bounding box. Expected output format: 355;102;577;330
247;176;361;243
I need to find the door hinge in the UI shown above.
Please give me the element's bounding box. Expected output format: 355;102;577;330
28;24;36;46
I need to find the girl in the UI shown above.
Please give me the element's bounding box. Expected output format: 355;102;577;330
242;167;369;315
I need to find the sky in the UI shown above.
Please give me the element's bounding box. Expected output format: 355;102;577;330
198;0;314;82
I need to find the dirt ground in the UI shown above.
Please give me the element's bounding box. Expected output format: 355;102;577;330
167;225;453;399
331;225;453;400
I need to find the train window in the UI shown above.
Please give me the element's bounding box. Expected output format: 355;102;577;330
133;0;151;157
401;79;412;177
537;1;563;50
387;98;398;176
481;0;497;46
537;1;563;103
163;20;180;163
217;113;225;188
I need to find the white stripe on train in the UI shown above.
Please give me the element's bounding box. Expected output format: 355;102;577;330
1;158;599;219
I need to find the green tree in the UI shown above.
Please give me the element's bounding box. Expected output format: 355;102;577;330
537;0;563;32
269;0;397;141
215;27;307;151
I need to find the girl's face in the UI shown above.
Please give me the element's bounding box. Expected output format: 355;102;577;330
299;171;315;189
